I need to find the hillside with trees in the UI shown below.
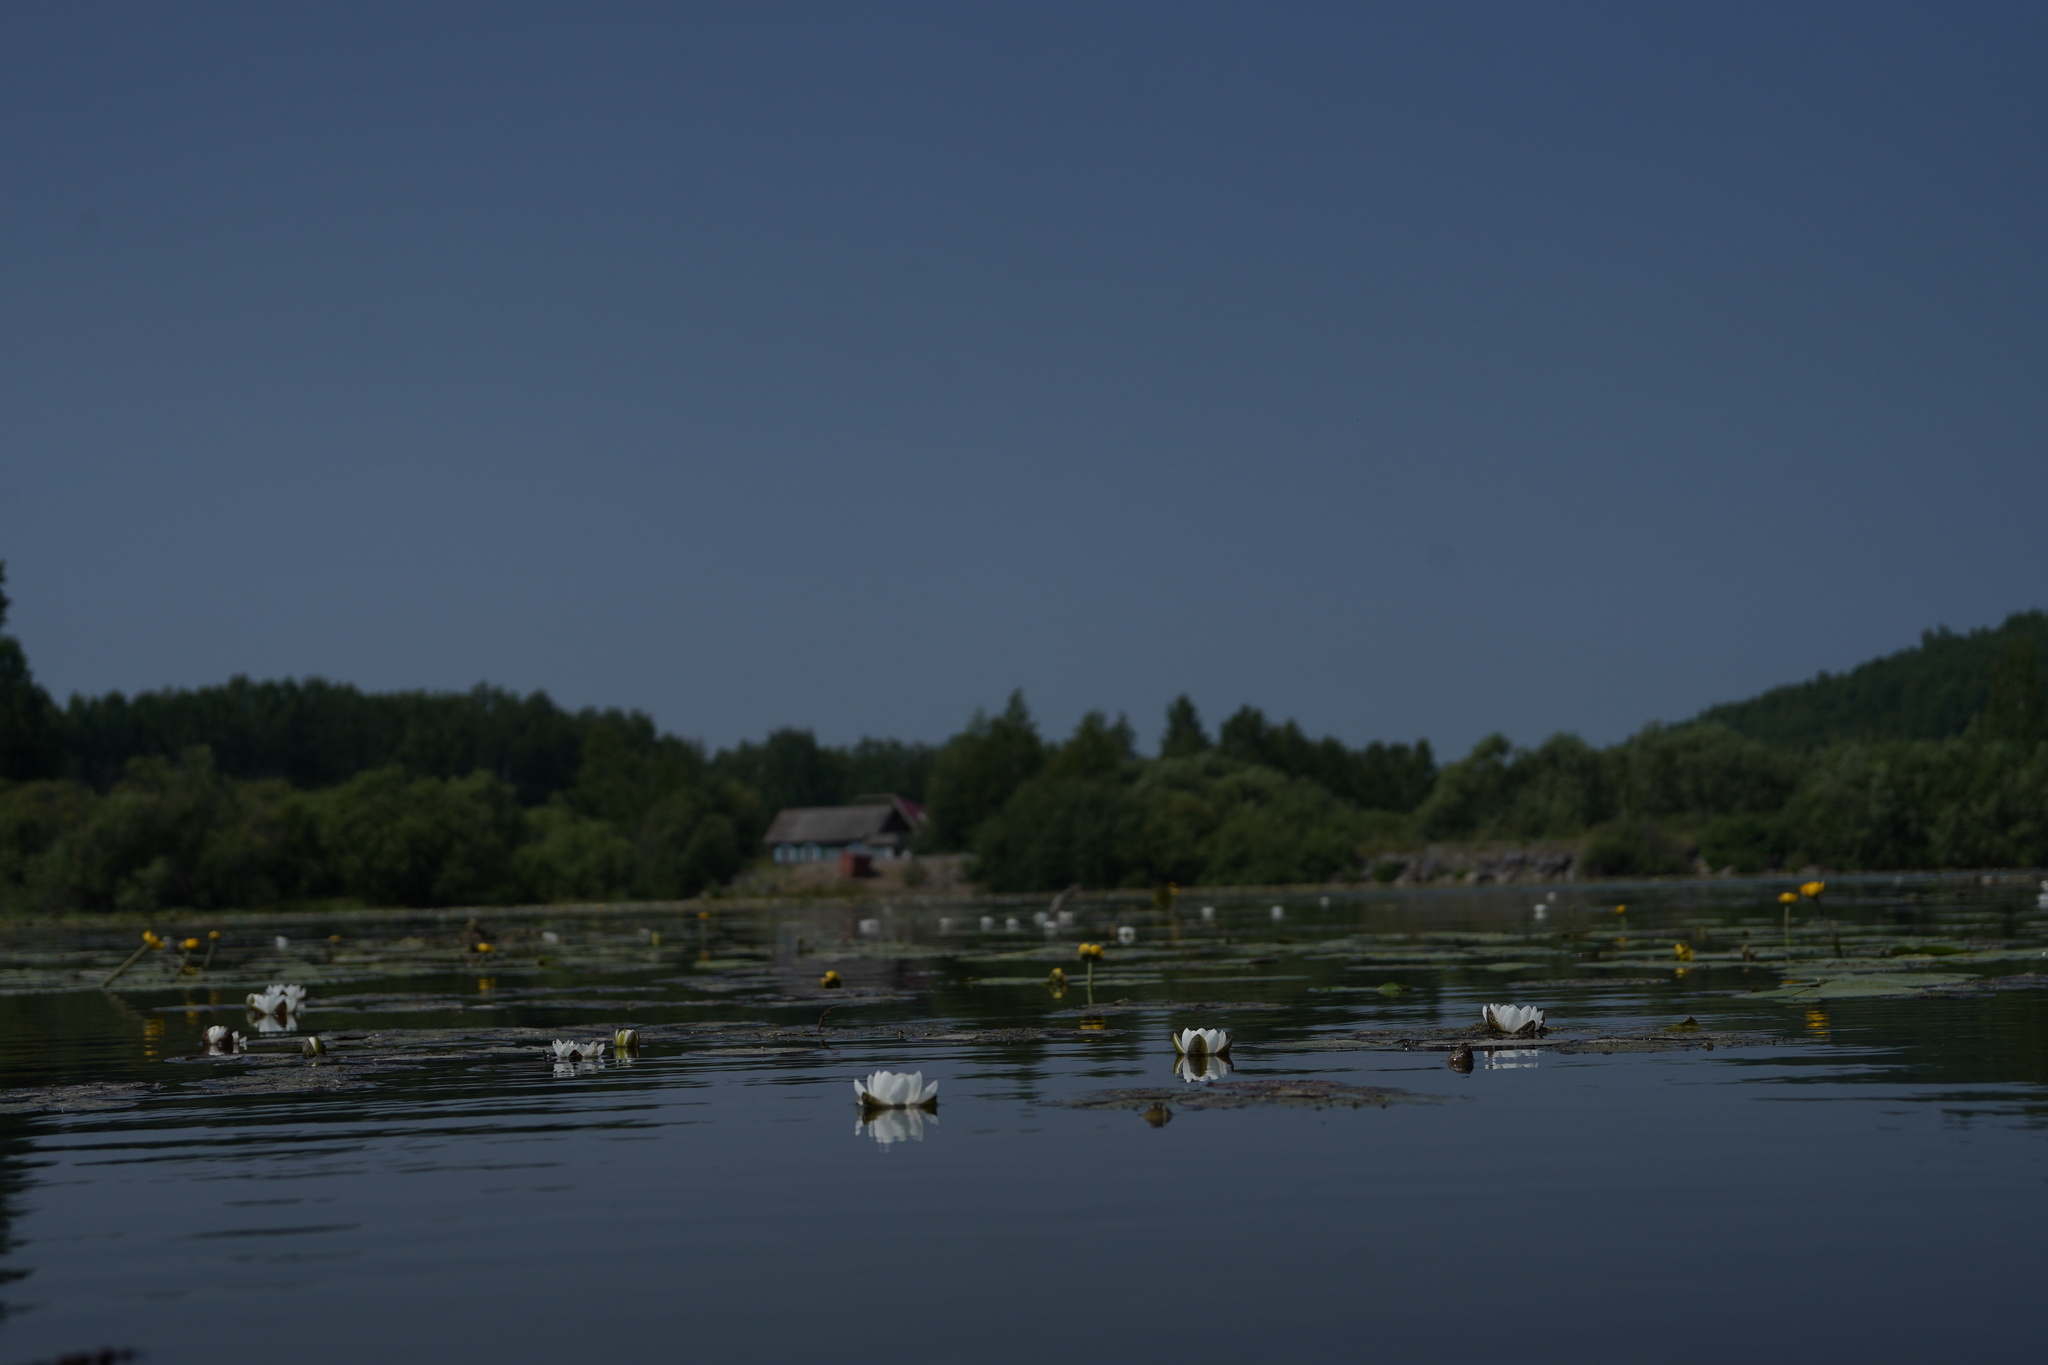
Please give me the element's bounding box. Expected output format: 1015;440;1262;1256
1696;610;2048;748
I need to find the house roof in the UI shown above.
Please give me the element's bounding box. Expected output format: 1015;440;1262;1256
762;797;922;846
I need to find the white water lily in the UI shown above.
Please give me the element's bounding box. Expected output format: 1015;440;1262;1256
854;1069;939;1109
273;935;290;950
979;915;995;930
1117;925;1137;945
1200;905;1215;920
856;1106;935;1145
1176;1052;1233;1084
203;1025;245;1054
1172;1027;1231;1056
549;1038;608;1062
1482;1003;1546;1036
1004;917;1020;932
245;983;308;1019
1270;905;1285;921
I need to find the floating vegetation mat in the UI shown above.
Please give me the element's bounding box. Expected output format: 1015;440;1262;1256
1266;1027;1775;1053
1053;1079;1457;1111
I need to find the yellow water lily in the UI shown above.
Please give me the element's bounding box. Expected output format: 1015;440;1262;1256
1673;942;1694;962
819;970;842;988
1801;880;1825;900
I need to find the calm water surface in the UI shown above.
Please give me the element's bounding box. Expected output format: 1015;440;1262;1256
1;878;2044;1364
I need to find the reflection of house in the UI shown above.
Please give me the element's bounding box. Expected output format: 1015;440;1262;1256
763;795;926;865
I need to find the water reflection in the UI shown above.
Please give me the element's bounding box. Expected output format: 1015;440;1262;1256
1176;1053;1233;1084
1483;1049;1541;1070
857;1106;936;1145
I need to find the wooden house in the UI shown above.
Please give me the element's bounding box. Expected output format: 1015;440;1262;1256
763;794;926;866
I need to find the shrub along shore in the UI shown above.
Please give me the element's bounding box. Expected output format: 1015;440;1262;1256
1;562;2044;912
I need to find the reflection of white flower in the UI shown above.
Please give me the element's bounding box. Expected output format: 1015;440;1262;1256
854;1070;938;1108
1175;1053;1233;1084
979;916;995;930
1172;1028;1231;1056
203;1025;245;1054
1004;917;1020;933
1484;1049;1541;1069
858;918;881;936
1200;905;1215;920
542;931;560;945
1117;925;1136;945
253;1013;300;1035
246;983;308;1019
856;1106;935;1144
1482;1004;1545;1035
549;1038;608;1062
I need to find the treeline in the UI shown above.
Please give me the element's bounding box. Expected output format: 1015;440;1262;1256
952;616;2048;890
933;694;1433;891
0;564;1437;909
3;559;2045;907
1410;716;2048;878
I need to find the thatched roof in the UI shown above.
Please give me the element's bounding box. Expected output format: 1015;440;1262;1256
762;797;922;846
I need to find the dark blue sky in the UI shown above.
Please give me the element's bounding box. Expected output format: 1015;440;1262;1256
3;2;2042;757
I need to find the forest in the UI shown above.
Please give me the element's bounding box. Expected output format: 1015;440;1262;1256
1;559;2044;910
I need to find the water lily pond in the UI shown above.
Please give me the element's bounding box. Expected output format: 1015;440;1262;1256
2;877;2045;1363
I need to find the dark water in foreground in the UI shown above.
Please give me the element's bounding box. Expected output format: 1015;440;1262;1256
1;877;2045;1364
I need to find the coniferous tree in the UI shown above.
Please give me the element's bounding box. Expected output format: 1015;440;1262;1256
1159;695;1210;759
0;562;58;781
